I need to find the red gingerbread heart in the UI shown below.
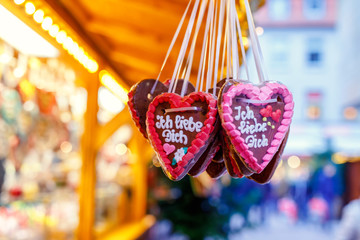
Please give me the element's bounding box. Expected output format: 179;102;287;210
220;81;294;173
146;92;218;181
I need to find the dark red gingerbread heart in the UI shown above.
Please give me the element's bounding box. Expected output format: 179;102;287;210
128;79;195;139
188;128;220;177
146;92;218;181
188;84;225;177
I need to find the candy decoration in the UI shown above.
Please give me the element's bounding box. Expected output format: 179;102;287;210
163;143;176;155
271;109;282;122
260;105;272;118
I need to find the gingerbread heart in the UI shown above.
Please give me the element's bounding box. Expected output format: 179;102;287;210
220;81;294;173
221;130;243;178
206;160;226;179
146;92;218;181
188;85;223;177
188;129;220;177
128;79;195;139
248;130;289;184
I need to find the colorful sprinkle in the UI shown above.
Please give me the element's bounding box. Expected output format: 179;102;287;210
263;117;267;121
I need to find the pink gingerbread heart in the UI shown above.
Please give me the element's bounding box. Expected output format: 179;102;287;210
220;81;294;173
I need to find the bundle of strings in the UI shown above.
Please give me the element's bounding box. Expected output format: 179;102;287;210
152;0;269;98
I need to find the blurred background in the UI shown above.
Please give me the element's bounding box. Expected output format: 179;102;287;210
0;0;359;239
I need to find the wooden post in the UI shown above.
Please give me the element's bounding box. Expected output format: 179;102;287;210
77;77;100;240
127;130;150;222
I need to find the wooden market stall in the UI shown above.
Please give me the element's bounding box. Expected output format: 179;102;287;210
0;0;264;239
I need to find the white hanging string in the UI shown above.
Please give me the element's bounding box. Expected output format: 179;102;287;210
199;36;209;92
180;60;189;80
220;18;227;80
196;0;214;92
226;0;231;80
151;0;193;95
244;0;269;81
213;0;225;95
234;0;250;81
206;0;216;93
172;57;186;92
181;0;208;97
230;0;239;79
243;0;267;83
168;0;201;93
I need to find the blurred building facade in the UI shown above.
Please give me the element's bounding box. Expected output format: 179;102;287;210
337;0;360;109
249;0;360;156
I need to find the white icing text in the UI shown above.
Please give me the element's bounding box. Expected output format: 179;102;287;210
234;106;269;149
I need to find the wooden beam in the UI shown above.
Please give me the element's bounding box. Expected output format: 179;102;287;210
77;0;185;30
95;110;131;151
86;21;168;55
111;53;160;75
43;0;132;89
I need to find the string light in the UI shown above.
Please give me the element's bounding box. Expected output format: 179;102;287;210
332;152;347;164
25;2;35;15
63;36;74;51
344;107;358;120
49;24;59;37
14;1;100;74
14;0;25;5
100;70;128;103
56;30;67;44
41;16;52;30
287;156;301;169
115;144;128;156
88;59;98;73
33;9;44;23
242;36;249;48
255;26;264;36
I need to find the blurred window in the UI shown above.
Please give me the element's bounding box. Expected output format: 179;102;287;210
306;38;323;67
269;0;291;20
269;37;289;70
304;0;326;19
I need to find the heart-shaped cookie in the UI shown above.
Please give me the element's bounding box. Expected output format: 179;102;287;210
146;92;218;181
221;130;243;178
205;137;227;179
128;79;195;139
248;130;289;184
220;81;294;173
206;159;227;179
188;85;223;177
188;129;220;177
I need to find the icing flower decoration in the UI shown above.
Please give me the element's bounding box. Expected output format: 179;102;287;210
172;147;188;165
